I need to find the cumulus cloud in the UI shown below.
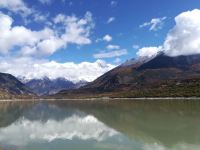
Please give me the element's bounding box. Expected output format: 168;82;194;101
103;34;112;42
136;46;162;58
0;11;94;56
140;17;167;31
107;44;120;50
164;9;200;56
0;13;54;54
53;13;66;24
137;9;200;57
0;57;115;83
61;12;94;45
0;0;32;15
94;49;127;59
96;34;113;43
107;17;115;24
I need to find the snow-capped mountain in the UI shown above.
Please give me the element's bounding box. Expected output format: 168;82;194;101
19;77;87;96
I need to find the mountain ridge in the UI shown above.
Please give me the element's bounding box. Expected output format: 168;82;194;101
0;73;35;99
22;77;87;96
53;53;200;98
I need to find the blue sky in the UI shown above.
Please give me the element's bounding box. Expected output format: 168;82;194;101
41;0;200;63
0;0;200;81
1;0;199;63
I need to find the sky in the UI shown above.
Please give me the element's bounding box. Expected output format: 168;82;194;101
0;0;200;82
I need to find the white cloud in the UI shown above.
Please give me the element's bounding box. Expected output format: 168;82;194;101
0;11;94;56
163;9;200;56
37;37;65;55
103;34;112;42
138;9;200;57
0;0;32;15
0;57;115;83
94;49;127;59
52;11;94;46
136;46;162;58
0;12;55;54
107;17;115;24
0;11;12;30
96;34;113;43
53;13;66;24
0;11;112;82
107;44;120;50
33;13;49;22
140;17;167;31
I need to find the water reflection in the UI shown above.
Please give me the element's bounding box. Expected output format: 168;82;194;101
0;100;199;150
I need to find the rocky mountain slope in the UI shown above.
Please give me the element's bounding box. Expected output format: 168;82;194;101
23;77;87;96
0;73;34;99
54;53;200;98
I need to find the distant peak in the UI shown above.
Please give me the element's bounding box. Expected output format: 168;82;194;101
122;51;161;67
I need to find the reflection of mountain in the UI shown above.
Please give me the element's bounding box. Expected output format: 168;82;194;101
53;100;200;148
0;102;34;128
0;101;200;149
0;102;119;147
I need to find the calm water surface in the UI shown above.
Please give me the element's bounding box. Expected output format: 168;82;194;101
0;100;200;150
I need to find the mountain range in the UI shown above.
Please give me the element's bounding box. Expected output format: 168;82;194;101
1;53;200;99
53;53;200;98
22;77;87;96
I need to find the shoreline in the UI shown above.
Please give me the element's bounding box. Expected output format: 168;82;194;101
0;97;200;102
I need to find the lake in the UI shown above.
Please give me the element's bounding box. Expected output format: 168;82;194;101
0;100;200;150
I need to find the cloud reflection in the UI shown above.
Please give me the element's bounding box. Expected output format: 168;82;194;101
0;114;119;146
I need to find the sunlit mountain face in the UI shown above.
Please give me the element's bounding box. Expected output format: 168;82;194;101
0;100;200;150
